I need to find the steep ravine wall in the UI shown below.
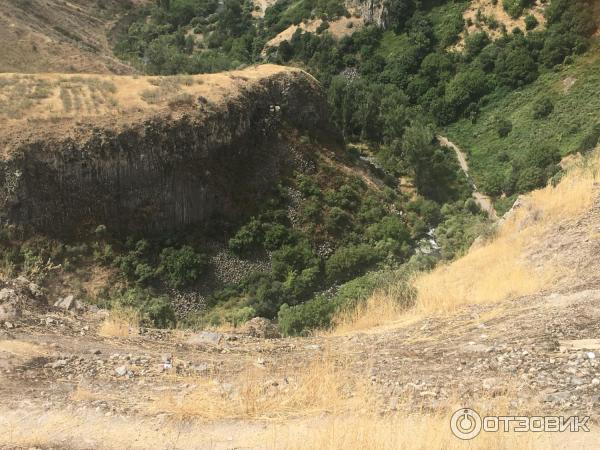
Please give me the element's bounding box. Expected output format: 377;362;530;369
0;70;334;235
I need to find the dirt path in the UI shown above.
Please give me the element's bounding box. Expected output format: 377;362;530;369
437;135;498;220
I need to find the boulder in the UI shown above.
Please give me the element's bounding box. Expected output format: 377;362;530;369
0;288;22;321
54;295;75;310
0;300;21;321
238;317;281;339
12;276;44;300
187;331;223;345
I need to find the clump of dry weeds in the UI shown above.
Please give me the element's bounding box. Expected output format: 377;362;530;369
98;307;140;337
154;354;369;420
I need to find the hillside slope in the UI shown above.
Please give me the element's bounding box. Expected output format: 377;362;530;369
1;149;600;449
445;41;600;213
0;0;137;74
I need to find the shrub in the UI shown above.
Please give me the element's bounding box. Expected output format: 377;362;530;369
263;224;295;251
465;32;491;59
324;206;353;235
157;245;207;289
497;118;513;137
282;265;321;302
316;20;329;34
112;288;176;328
225;306;255;327
502;0;527;19
228;218;263;256
516;166;546;192
271;242;319;280
481;171;505;197
578;124;600;153
524;14;539;30
250;279;285;318
366;215;410;243
325;244;381;283
134;262;155;285
278;296;336;336
532;97;554;119
144;295;177;328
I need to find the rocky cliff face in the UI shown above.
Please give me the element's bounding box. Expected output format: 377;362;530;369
0;68;335;236
346;0;388;28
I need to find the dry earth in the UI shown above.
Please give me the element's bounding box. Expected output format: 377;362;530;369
264;14;364;50
453;0;547;50
0;0;144;74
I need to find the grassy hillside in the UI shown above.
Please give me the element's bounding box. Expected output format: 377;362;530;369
445;41;600;213
0;0;135;74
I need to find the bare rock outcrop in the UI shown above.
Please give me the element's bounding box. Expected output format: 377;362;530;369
0;67;337;236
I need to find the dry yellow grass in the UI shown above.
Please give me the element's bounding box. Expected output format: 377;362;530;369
0;339;45;357
0;65;302;125
3;371;596;449
413;151;598;314
69;386;103;402
264;16;364;50
98;307;140;337
332;285;413;335
154;355;367;420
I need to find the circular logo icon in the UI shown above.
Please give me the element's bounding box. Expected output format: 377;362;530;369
450;408;482;440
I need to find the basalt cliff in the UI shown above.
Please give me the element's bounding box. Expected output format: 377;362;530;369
0;66;335;235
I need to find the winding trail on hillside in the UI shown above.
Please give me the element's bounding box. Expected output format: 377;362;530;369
437;135;498;220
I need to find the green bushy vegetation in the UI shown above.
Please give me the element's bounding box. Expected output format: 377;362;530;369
97;0;594;332
278;268;414;336
446;40;600;204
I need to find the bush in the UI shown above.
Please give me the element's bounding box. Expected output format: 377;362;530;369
157;245;207;289
250;279;285;318
481;171;505;197
516;166;546;192
324;206;353;235
578;124;600;153
524;14;539;30
271;242;319;280
532;97;554;119
263;224;295;251
112;288;176;328
316;20;329;34
502;0;529;19
497;118;513;137
228;218;263;256
366;215;409;242
144;296;177;328
225;306;255;327
325;243;381;283
278;296;336;336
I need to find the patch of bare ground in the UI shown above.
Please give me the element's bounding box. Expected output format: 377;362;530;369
264;14;364;51
0;0;139;74
453;0;547;51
